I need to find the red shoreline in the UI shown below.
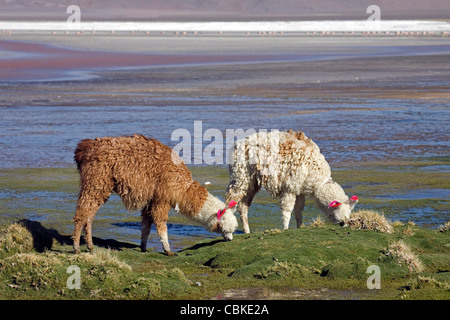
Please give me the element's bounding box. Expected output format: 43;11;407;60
0;40;280;81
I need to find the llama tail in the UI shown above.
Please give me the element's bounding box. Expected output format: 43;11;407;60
74;138;97;171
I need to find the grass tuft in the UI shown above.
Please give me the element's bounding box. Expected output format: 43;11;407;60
311;216;326;228
438;222;450;233
347;210;393;233
69;248;132;272
0;223;34;255
382;240;424;273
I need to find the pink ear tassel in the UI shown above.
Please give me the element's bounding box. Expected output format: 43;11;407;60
217;201;237;220
328;201;342;209
350;195;359;201
228;201;237;208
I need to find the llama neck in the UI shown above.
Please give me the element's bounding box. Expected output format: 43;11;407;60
175;180;209;218
175;183;237;238
194;193;226;224
300;154;332;195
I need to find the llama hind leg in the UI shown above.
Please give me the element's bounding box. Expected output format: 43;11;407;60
73;191;110;253
84;216;95;252
73;203;101;254
72;218;84;254
293;194;306;228
140;207;153;252
280;192;296;230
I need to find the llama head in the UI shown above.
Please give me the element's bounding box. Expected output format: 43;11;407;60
316;179;359;225
199;194;238;241
214;203;239;241
327;195;359;225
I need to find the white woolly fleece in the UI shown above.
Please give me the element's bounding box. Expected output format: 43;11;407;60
227;130;358;227
229;131;333;197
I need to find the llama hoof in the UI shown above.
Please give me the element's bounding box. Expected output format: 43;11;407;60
165;251;178;256
74;249;80;254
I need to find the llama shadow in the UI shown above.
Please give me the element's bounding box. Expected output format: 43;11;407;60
17;219;139;252
180;229;245;252
180;239;224;252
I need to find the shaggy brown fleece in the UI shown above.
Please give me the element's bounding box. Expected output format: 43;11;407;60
72;134;209;255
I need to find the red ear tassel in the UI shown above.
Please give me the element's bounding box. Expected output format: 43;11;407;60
328;201;342;209
217;209;226;220
351;195;359;201
217;201;237;220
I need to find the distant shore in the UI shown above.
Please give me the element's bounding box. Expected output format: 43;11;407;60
1;34;450;82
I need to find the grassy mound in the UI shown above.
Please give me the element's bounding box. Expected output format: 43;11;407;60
0;216;448;300
0;220;191;299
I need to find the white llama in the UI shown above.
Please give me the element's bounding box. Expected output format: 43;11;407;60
226;130;358;233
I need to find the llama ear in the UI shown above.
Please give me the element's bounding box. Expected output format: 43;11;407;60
328;201;342;209
228;200;237;208
217;209;226;220
349;195;358;209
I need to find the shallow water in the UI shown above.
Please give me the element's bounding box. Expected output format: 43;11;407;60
0;98;448;168
212;287;372;300
375;188;450;200
400;207;447;229
111;221;215;250
0;166;447;252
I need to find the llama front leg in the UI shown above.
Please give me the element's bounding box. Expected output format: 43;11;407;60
280;192;296;230
159;230;175;256
293;194;306;228
151;202;176;256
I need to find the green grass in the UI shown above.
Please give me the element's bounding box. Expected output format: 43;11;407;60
0;218;449;300
0;158;448;300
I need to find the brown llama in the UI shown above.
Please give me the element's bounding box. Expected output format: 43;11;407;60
72;134;238;256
